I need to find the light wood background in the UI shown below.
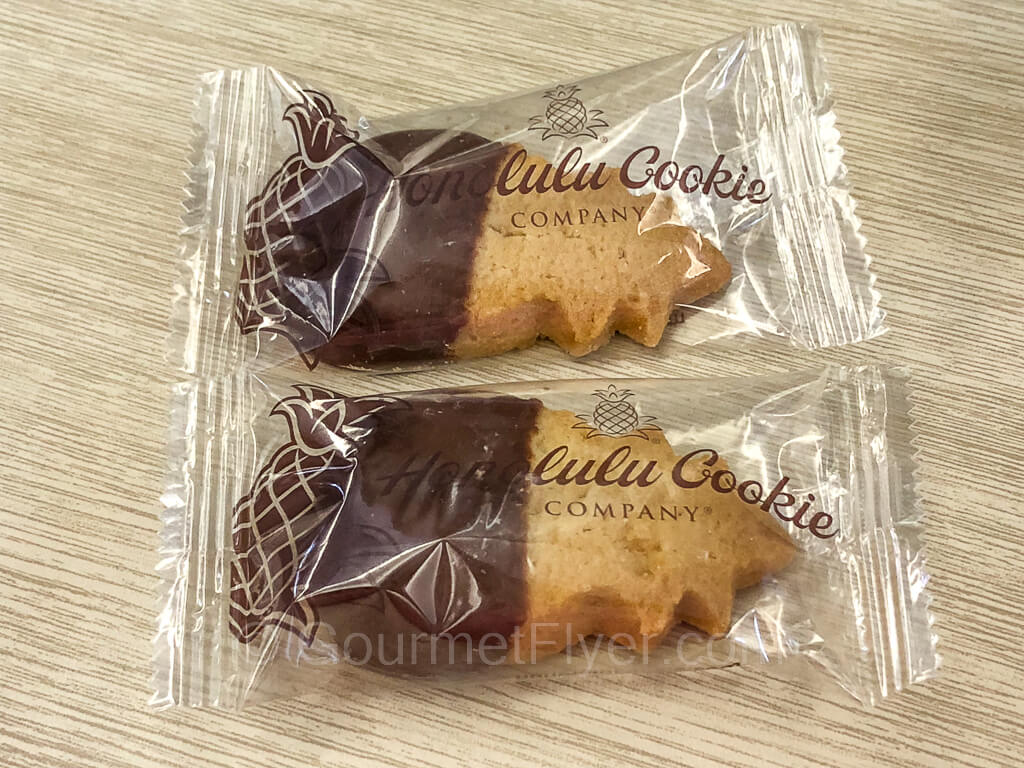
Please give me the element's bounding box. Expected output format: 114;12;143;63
1;1;1022;766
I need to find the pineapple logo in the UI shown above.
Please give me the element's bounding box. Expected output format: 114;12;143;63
529;84;608;141
573;385;661;440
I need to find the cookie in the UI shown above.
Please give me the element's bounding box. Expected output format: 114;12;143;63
515;408;796;658
454;164;730;358
235;91;731;367
230;388;795;662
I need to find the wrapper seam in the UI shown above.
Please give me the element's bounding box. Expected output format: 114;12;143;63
156;68;267;705
153;372;259;708
745;24;886;347
828;367;940;702
167;68;270;378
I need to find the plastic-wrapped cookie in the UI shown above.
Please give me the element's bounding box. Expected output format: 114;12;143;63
229;387;795;664
235;92;730;368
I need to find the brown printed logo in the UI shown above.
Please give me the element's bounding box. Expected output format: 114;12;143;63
573;385;660;439
529;84;608;141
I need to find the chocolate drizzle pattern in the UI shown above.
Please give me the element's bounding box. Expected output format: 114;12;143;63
236;90;505;367
229;386;391;644
229;387;541;646
236;92;393;367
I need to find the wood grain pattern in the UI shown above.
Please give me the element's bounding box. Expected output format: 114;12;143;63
1;0;1022;766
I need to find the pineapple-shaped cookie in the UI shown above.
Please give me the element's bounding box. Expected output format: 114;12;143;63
574;385;659;439
529;84;608;140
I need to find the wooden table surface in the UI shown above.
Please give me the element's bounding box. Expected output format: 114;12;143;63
2;1;1022;766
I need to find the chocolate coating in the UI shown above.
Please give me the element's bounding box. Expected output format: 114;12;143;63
295;393;541;639
319;131;506;366
238;137;394;360
238;115;505;367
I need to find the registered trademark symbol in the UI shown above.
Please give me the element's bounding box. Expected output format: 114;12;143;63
599;136;608;143
704;506;713;515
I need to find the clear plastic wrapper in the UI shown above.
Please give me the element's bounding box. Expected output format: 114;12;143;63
172;22;885;375
153;365;938;708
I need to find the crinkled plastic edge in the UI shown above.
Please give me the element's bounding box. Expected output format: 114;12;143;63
152;372;256;709
152;379;203;709
151;378;190;710
154;69;270;708
871;367;940;699
748;23;887;348
821;366;940;702
167;68;269;379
